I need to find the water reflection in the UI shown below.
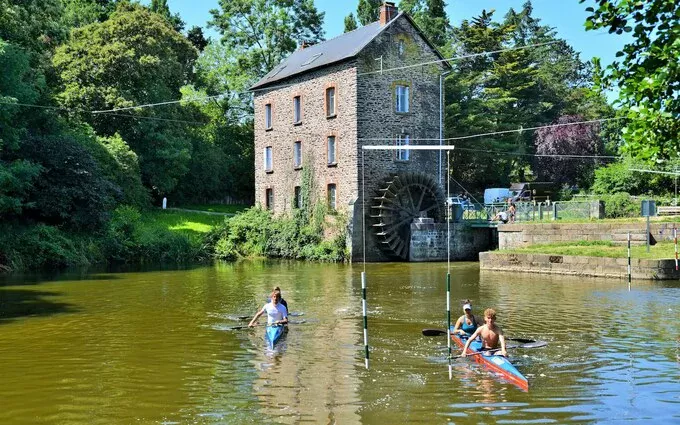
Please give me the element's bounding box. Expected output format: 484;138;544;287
0;262;678;424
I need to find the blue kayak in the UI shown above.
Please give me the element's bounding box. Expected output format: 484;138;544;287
265;324;286;349
451;330;529;391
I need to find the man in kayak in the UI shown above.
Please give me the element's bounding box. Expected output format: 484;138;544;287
248;290;288;327
273;286;289;312
452;300;479;336
461;308;507;357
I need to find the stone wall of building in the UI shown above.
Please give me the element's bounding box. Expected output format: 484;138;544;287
352;15;449;262
479;252;680;280
253;61;359;215
498;222;680;250
409;221;493;261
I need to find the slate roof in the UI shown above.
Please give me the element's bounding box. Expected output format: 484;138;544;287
250;13;449;91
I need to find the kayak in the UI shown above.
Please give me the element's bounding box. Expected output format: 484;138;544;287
265;324;286;349
450;330;529;391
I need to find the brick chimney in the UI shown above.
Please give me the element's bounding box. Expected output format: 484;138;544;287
379;2;398;26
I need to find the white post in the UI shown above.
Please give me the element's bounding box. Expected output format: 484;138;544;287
162;197;167;209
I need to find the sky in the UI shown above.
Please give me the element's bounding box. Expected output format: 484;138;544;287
156;0;632;69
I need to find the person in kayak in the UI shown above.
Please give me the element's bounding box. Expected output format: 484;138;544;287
272;286;289;312
452;300;480;336
248;290;288;327
461;308;507;357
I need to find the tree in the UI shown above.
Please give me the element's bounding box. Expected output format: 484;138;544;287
60;0;117;28
534;115;602;187
582;0;680;162
0;0;68;53
53;3;198;195
186;26;209;52
419;0;451;50
209;0;324;79
344;13;358;33
357;0;381;26
149;0;185;32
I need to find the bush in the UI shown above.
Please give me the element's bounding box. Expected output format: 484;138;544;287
601;192;639;218
0;224;89;271
592;158;674;195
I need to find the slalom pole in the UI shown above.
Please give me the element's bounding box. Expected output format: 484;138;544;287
627;232;631;291
362;271;369;369
675;226;678;271
446;150;452;379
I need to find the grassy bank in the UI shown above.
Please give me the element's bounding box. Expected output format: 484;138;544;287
503;240;678;260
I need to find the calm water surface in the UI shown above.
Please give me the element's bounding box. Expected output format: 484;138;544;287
1;261;679;424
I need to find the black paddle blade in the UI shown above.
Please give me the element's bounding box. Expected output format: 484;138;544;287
518;341;547;349
422;329;447;336
507;337;536;343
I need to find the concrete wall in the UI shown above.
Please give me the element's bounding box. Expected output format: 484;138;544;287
409;222;492;261
498;222;680;250
479;252;680;280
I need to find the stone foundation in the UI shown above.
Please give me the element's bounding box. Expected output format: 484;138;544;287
410;222;492;261
479;252;680;280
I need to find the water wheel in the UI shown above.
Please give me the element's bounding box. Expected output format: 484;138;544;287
371;172;446;260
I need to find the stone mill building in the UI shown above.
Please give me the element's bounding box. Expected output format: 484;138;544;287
251;2;452;262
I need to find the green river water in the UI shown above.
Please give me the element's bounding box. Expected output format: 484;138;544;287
1;261;678;424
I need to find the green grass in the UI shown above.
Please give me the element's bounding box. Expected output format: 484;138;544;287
178;204;250;214
514;216;680;224
504;240;678;259
141;210;226;241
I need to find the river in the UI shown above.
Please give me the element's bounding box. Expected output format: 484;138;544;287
1;261;678;424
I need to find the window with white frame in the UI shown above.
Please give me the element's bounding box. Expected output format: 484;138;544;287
293;141;302;168
265;188;274;210
395;134;410;161
293;96;301;124
396;85;409;113
325;87;336;117
327;135;336;165
327;184;336;211
265;103;272;129
264;146;273;171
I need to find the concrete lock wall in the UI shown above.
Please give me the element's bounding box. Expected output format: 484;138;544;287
409;221;492;261
498;222;680;250
479;252;680;280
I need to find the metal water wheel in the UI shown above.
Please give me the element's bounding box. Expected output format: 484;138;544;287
371;172;446;260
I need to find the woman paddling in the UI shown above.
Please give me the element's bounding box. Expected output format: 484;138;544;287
452;300;480;336
248;290;288;327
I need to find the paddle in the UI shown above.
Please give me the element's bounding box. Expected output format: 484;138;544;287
450;341;547;358
422;328;541;344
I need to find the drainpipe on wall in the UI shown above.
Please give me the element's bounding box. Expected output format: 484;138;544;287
439;70;452;187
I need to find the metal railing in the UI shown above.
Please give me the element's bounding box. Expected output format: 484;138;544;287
451;201;598;223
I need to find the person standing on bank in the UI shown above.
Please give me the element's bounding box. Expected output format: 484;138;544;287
452;300;480;336
248;290;288;327
461;308;507;357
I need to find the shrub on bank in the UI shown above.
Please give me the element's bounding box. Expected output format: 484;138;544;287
600;192;640;218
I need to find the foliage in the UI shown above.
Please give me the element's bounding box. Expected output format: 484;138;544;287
582;0;680;162
446;3;610;192
16;134;119;231
209;208;272;260
592;158;674;195
600;192;639;218
60;0;117;28
0;159;42;217
209;0;325;80
149;0;185;32
53;2;198;195
356;0;381;26
344;13;358;33
405;0;451;50
186;26;209;52
0;0;68;53
534;115;602;187
0;224;89;271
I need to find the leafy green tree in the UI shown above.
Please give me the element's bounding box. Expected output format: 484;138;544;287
17;134;119;231
186;26;209;52
209;0;324;79
344;13;358;33
0;0;68;53
53;3;198;195
419;0;451;50
582;0;679;162
357;0;381;25
60;0;117;28
149;0;185;32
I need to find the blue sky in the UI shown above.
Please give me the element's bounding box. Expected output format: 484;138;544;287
156;0;630;68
